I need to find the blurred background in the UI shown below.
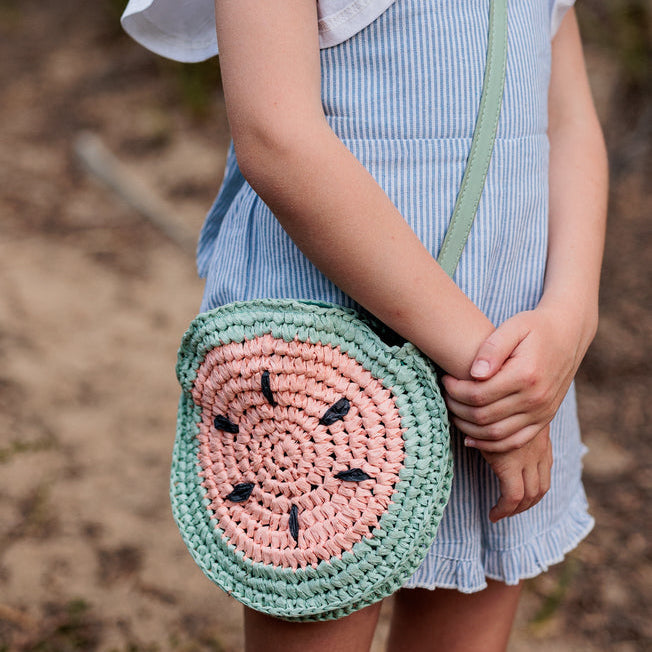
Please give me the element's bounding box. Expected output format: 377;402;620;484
0;0;649;650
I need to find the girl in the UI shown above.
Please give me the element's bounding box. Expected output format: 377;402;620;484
122;1;608;650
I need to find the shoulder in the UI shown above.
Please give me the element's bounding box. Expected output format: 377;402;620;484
120;0;398;62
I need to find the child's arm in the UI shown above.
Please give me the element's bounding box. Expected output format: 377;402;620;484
214;0;497;376
442;8;608;453
214;0;551;520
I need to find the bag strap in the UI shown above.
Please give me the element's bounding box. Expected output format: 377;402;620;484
436;0;508;278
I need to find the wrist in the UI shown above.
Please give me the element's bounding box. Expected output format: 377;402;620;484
405;304;495;381
536;291;598;358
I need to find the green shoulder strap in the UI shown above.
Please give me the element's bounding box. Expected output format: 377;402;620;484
436;0;508;278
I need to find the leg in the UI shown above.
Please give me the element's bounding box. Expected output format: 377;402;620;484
244;600;383;652
386;579;522;652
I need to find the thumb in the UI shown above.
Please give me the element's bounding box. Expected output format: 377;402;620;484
470;316;530;380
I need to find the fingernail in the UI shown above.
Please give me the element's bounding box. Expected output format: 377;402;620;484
464;437;476;448
471;359;490;377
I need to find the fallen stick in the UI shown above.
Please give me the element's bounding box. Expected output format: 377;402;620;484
0;603;38;630
73;131;197;256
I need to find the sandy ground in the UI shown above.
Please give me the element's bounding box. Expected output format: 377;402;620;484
0;2;650;650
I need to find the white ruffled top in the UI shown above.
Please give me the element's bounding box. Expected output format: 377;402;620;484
121;0;576;63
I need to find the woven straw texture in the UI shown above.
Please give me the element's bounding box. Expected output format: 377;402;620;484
172;299;453;621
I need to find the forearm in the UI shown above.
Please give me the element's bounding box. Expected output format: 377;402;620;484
542;117;607;348
235;125;494;379
541;9;608;357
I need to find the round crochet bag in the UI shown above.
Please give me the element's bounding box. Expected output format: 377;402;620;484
170;0;507;621
172;299;452;621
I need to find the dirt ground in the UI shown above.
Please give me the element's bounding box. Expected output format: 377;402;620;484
0;2;650;651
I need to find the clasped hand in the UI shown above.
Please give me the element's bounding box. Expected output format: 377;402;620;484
442;306;584;521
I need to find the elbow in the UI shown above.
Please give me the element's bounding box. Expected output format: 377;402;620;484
230;125;284;184
230;115;329;188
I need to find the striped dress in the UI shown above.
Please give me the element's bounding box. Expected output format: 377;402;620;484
196;0;593;592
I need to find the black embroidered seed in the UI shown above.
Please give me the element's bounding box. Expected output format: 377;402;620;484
261;370;276;406
289;504;299;542
226;482;254;502
213;415;239;434
335;468;372;482
319;397;350;426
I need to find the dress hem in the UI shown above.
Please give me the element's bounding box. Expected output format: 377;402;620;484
402;491;595;593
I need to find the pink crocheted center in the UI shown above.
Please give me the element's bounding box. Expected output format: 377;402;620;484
192;334;405;569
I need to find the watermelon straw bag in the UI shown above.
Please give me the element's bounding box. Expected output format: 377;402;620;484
170;0;508;621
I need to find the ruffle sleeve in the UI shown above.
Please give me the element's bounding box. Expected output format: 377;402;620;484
121;0;218;63
550;0;576;38
121;0;575;63
120;0;398;63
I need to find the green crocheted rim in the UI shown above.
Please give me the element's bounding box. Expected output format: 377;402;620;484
171;300;453;621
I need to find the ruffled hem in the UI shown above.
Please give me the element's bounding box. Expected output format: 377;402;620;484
403;491;595;593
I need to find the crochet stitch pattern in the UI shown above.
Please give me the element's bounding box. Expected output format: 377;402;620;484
194;334;405;569
172;300;453;620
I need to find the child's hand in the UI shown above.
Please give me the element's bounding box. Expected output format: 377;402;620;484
481;426;552;522
441;306;586;452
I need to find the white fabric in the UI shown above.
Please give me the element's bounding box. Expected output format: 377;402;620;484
550;0;575;38
121;0;576;63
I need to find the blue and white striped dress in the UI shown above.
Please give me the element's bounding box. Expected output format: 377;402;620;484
196;0;594;592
